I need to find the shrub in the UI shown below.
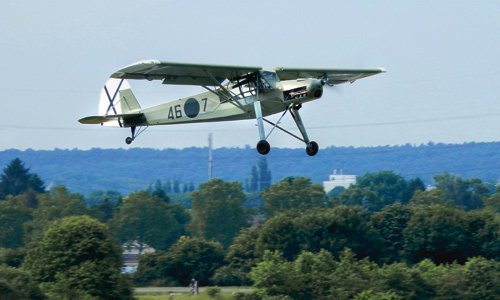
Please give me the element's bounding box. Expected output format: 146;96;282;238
206;286;221;298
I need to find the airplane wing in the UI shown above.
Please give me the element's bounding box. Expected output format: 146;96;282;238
78;113;144;125
273;67;386;85
110;60;262;86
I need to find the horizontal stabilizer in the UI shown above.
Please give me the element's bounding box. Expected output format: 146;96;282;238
78;113;144;126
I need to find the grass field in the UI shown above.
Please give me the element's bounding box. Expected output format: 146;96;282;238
135;286;252;300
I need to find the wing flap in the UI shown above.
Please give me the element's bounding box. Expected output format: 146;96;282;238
110;60;262;86
274;67;386;84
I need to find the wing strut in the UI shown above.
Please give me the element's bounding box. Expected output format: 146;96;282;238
202;70;247;112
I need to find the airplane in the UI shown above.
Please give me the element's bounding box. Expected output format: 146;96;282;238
79;60;385;156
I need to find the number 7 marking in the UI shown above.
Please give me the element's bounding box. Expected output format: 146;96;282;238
201;98;208;112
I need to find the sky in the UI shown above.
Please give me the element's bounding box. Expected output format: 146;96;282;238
1;1;499;150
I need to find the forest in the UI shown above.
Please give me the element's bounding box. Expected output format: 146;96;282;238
0;158;498;299
1;141;500;195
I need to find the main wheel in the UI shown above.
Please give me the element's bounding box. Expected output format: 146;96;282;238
125;137;133;145
306;141;319;156
256;140;271;155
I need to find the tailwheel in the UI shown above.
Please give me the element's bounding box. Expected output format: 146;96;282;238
125;137;134;145
256;140;271;155
306;141;319;156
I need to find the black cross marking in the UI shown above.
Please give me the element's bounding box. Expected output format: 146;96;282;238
103;79;124;127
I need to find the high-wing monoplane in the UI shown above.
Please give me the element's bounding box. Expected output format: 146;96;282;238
79;60;384;156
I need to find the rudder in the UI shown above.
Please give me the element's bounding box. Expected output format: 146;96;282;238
98;78;141;116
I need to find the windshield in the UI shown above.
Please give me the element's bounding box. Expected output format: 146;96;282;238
260;71;278;89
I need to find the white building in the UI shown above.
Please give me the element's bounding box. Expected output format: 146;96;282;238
323;170;357;193
121;241;155;273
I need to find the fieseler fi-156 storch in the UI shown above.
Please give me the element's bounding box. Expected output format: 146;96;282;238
79;60;384;156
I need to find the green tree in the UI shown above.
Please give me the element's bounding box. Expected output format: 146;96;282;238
251;249;379;300
483;187;500;213
409;189;445;206
461;256;500;300
256;206;379;261
149;179;170;203
292;250;337;299
212;227;260;285
250;250;299;298
424;257;500;300
136;236;224;286
466;209;500;260
23;215;132;299
262;177;326;216
0;265;45;299
173;179;180;194
403;204;469;264
411;259;447;297
0;195;32;248
341;171;424;211
0;248;26;268
84;190;122;207
378;262;434;299
353;290;401;300
165;180;172;193
371;204;412;263
0;158;45;200
256;212;302;260
110;191;188;251
257;156;272;191
250;165;258;193
89;197;116;223
434;173;490;210
24;186;88;245
328;249;380;300
189;179;249;247
328;186;346;198
337;187;381;211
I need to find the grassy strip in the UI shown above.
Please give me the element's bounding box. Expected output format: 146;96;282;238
135;286;252;300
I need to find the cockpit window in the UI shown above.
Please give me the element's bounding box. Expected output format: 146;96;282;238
260;71;278;89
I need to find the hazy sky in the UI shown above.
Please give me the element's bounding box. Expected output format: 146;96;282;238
1;1;499;150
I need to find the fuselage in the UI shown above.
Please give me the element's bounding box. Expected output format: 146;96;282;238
135;71;324;127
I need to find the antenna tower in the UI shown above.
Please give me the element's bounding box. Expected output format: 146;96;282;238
208;133;213;180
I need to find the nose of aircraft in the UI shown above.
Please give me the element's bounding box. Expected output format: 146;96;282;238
309;80;323;99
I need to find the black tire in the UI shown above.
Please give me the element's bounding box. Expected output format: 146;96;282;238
256;140;271;155
306;141;319;156
125;137;133;145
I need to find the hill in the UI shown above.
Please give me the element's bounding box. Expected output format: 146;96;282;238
1;142;500;195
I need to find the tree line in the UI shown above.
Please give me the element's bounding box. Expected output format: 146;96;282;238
0;158;498;299
4;142;500;196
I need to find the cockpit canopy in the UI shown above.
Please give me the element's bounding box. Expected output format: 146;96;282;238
260;71;279;89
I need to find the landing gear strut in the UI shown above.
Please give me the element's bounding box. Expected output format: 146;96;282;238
124;125;148;145
252;100;320;156
253;100;271;155
290;104;319;156
125;126;136;145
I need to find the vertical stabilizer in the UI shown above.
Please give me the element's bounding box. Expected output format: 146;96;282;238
98;78;141;116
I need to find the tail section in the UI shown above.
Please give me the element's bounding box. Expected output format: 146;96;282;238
97;78;142;127
98;78;141;116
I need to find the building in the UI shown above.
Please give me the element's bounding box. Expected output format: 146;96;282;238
323;170;356;193
121;241;155;274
